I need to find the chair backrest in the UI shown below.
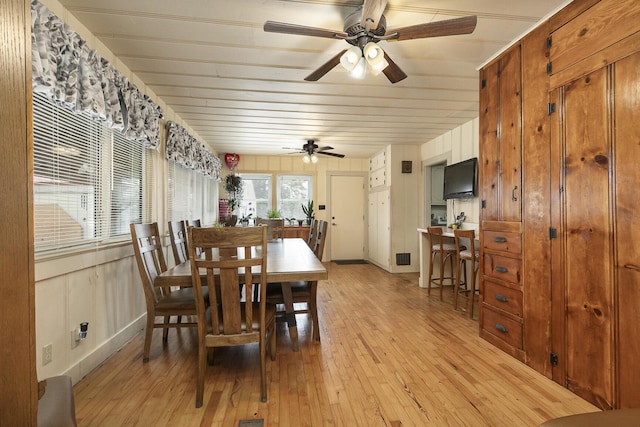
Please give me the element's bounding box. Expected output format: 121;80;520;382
306;218;317;248
427;227;448;251
168;220;189;264
130;223;168;307
312;220;328;260
255;218;284;240
186;219;201;228
188;226;268;339
454;229;477;260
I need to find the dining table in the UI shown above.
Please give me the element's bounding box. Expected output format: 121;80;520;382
155;237;328;351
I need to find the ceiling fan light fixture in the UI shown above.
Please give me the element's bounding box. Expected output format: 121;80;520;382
351;56;367;79
340;46;362;72
363;42;389;75
302;154;311;163
311;154;319;163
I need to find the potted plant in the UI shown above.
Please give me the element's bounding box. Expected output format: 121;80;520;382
223;174;243;226
240;202;255;226
267;209;281;219
241;213;252;226
301;200;314;225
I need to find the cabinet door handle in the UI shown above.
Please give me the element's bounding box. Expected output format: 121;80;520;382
494;324;508;333
495;266;509;273
512;185;518;202
494;237;507;243
495;294;508;303
624;264;640;272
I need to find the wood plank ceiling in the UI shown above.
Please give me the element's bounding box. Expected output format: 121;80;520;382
53;0;569;158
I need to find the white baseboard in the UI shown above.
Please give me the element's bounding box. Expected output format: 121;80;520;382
63;315;146;385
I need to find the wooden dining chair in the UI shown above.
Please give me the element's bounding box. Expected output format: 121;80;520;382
168;220;189;265
187;226;276;408
186;218;201;228
306;218;317;248
130;222;200;363
185;219;202;257
453;229;480;317
266;219;328;342
255;218;284;240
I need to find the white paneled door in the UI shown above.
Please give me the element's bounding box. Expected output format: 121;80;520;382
329;175;365;260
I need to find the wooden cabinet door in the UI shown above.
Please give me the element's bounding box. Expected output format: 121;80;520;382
614;51;640;409
479;60;500;222
561;66;614;409
479;45;522;223
498;46;522;222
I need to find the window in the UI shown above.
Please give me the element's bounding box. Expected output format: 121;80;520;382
239;174;272;219
32;92;152;253
277;175;312;219
167;162;218;225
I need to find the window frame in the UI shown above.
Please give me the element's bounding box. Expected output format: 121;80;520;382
238;173;272;219
276;174;313;220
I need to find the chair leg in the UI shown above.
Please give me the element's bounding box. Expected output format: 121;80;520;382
196;341;206;408
427;251;435;296
143;312;154;363
310;283;320;342
453;258;462;311
260;334;268;403
468;263;479;318
438;252;445;301
268;322;277;361
162;316;170;342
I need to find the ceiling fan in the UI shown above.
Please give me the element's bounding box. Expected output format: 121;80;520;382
284;140;345;163
263;0;477;83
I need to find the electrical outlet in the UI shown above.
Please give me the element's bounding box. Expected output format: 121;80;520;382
71;330;78;349
42;344;53;365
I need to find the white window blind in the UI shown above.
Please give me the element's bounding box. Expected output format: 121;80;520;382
167;161;218;225
32;92;152;252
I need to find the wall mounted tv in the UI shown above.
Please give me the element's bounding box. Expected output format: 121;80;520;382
443;157;478;200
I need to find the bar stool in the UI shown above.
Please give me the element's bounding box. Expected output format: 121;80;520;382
427;227;463;301
453;229;479;318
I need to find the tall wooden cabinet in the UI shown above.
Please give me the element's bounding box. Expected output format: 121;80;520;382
479;0;640;410
478;42;526;361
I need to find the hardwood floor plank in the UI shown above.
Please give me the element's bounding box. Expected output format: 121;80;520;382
73;262;598;426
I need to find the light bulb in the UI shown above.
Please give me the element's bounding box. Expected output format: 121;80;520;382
311;154;318;163
302;154;311;164
363;42;389;75
350;56;367;79
340;46;362;72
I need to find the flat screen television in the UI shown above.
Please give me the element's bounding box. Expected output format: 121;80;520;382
443;157;478;199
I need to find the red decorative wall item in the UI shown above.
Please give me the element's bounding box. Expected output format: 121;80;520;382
224;153;240;170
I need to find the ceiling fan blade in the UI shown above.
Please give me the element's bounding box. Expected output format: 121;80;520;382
305;50;347;81
264;21;348;39
361;0;388;31
317;151;345;158
387;15;477;41
382;53;407;83
317;146;334;151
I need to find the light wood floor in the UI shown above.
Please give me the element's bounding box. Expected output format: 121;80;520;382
73;262;598;426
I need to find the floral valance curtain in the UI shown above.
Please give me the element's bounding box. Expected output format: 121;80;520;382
166;122;221;181
30;0;163;149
